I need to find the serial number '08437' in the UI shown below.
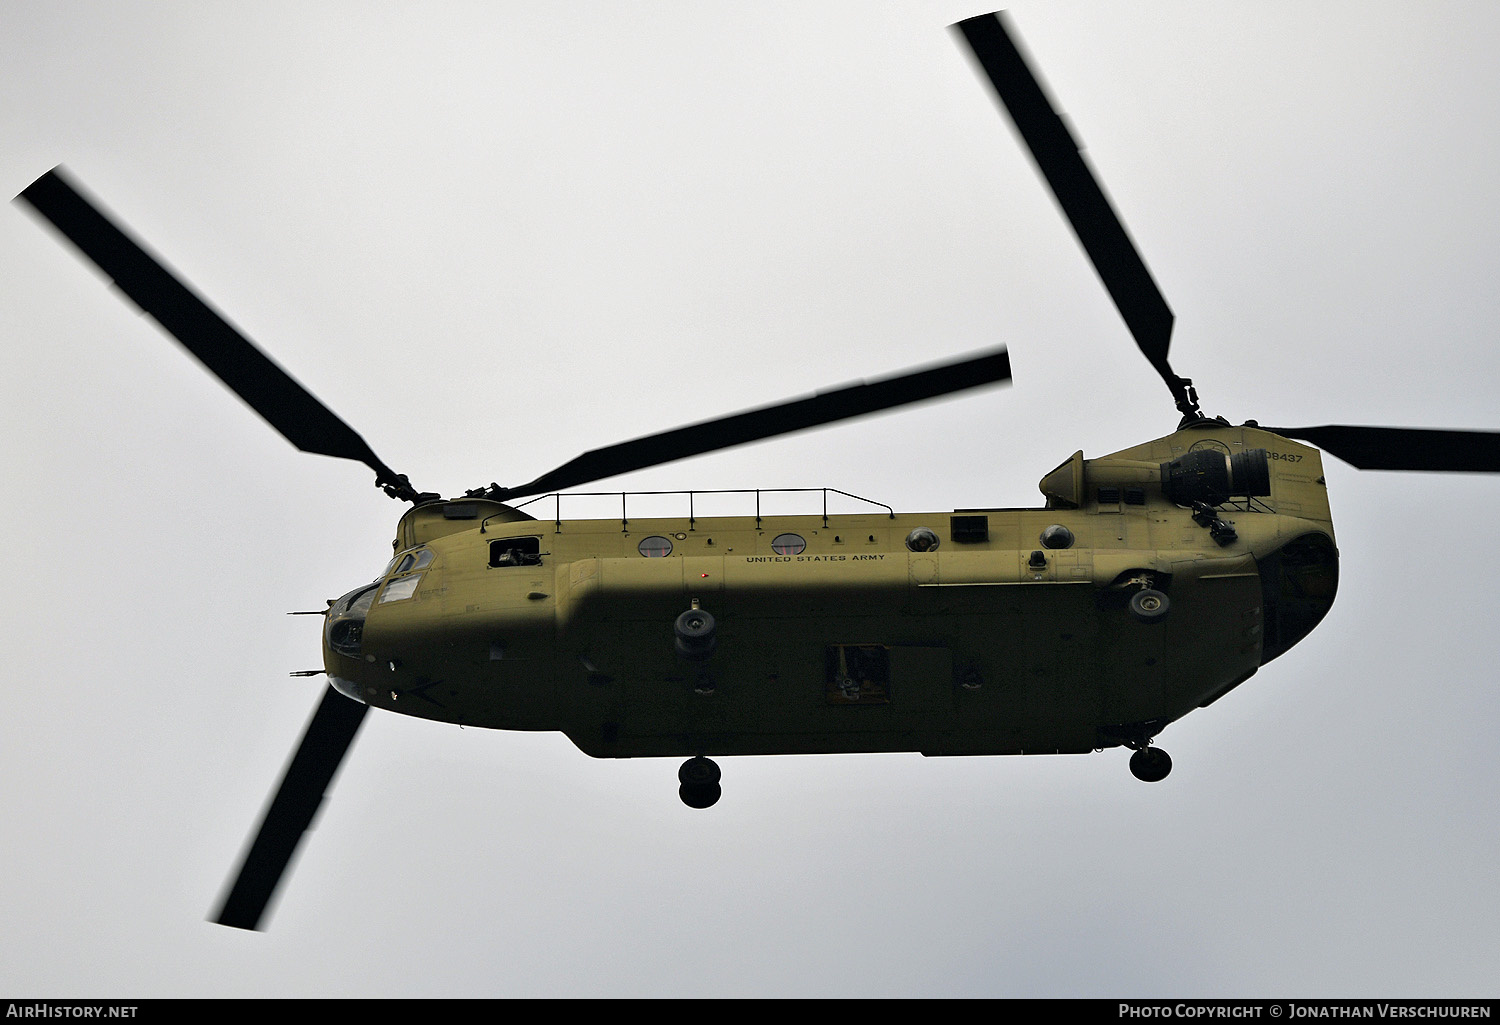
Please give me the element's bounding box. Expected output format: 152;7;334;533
1268;451;1303;462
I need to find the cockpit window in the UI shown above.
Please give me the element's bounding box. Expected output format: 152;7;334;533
389;547;435;576
333;583;378;619
379;575;422;604
327;583;379;657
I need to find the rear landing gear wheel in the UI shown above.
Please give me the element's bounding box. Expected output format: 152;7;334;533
674;608;717;660
1128;588;1170;624
1129;747;1172;783
679;782;722;809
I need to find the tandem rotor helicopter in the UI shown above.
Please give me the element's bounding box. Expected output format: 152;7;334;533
16;11;1500;932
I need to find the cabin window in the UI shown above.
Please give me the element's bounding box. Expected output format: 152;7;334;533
411;549;435;571
771;533;806;556
951;515;989;543
395;553;415;574
905;527;939;552
637;536;673;558
825;645;891;705
490;536;542;568
1039;524;1075;549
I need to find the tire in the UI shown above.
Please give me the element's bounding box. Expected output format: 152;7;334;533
679;782;721;809
675;609;714;639
678;756;721;786
1128;588;1170;624
674;608;717;660
1129;747;1172;783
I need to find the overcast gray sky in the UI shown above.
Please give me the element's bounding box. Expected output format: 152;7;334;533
3;0;1498;998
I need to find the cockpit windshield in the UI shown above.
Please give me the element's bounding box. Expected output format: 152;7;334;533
327;583;379;657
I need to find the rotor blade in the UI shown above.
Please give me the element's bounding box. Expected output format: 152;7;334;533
214;686;368;931
15;167;419;499
1265;425;1500;472
498;347;1011;500
953;14;1192;412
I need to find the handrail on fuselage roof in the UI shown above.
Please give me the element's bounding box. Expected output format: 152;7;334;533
494;487;897;534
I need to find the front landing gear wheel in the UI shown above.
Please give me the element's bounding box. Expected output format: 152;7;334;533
1129;747;1172;783
1128;588;1170;624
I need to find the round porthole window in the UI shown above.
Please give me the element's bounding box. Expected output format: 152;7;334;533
1040;524;1075;550
638;536;673;558
905;527;940;552
771;533;806;556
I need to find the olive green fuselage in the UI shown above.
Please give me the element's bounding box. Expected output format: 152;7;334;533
325;425;1338;760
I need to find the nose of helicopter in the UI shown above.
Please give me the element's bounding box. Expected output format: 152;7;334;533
323;581;379;703
328;672;369;705
1257;532;1339;664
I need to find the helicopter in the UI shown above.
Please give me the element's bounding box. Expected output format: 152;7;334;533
14;10;1500;936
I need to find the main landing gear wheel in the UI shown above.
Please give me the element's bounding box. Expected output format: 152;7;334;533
1128;588;1170;624
674;608;717;661
678;756;721;808
1129;747;1172;783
